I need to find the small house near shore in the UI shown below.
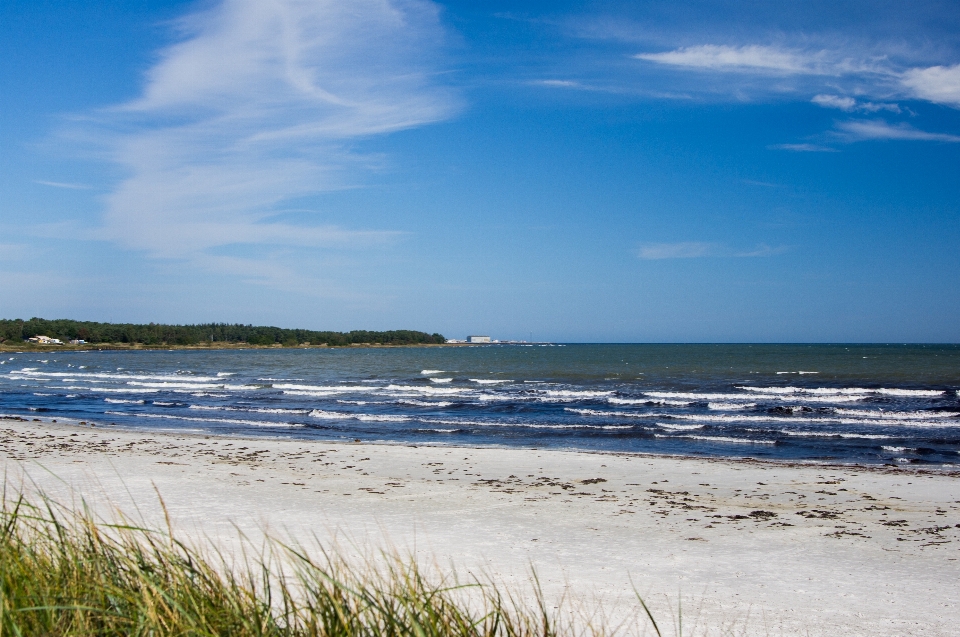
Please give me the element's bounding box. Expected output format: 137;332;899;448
27;335;63;345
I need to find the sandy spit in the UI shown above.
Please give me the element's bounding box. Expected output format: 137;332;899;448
2;417;959;636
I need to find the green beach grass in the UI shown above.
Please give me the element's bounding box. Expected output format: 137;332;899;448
0;490;667;637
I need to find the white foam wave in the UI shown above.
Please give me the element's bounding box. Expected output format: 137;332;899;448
671;413;832;424
308;409;410;423
104;398;145;404
875;388;944;397
470;379;512;384
645;391;745;401
126;381;251;390
836;418;959;428
477;393;531;402
565;408;645;418
541;389;614;398
429;378;453;383
216;372;235;377
60;386;159;394
105;411;301;428
420;370;445;375
189;405;310;415
834;409;957;420
383;384;473;396
657;434;776;444
399;399;454;407
11;369;221;382
274;383;377;393
646;391;866;404
708;402;757;411
738;386;943;397
882;446;911;452
609;397;692;406
656;423;705;431
778;430;893;439
420;418;632;430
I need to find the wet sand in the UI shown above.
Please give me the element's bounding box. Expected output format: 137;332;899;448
2;417;959;636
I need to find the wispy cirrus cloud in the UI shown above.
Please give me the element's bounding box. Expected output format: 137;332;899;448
834;119;960;142
634;45;854;75
811;94;900;113
769;143;839;152
638;242;787;260
634;42;960;114
34;180;94;190
73;0;458;271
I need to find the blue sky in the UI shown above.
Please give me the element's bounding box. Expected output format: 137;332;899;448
2;0;959;342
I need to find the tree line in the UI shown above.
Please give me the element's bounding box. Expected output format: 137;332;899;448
0;318;446;347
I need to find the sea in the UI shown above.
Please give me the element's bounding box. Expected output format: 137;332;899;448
2;344;959;467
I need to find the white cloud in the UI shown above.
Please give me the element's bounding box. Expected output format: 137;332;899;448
638;241;788;260
34;180;93;190
834;119;960;142
812;94;900;113
769;143;839;152
634;45;867;76
812;94;857;110
638;242;714;260
534;79;582;88
901;64;960;108
83;0;457;260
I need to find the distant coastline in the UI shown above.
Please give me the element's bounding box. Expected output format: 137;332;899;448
0;318;446;350
0;341;457;352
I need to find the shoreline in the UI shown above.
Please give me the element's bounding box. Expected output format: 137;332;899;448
0;342;468;352
3;417;959;636
5;413;960;476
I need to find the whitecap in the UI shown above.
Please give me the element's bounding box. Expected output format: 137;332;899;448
429;378;453;383
657;423;705;431
104;398;145;404
399;399;454;407
834;409;957;420
420;370;445;375
12;369;221;383
274;383;377;393
541;389;614;398
308;409;409;422
383;384;473;396
565;408;646;418
708;402;757;411
189;405;310;415
470;379;512;384
656;434;776;444
107;411;301;428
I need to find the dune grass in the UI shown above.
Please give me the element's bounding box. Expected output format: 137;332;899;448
0;490;666;637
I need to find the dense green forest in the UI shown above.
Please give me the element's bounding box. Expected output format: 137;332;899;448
0;318;445;347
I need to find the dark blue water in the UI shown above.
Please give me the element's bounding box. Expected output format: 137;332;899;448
2;344;959;466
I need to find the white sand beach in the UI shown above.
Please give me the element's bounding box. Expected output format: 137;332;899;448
2;418;959;636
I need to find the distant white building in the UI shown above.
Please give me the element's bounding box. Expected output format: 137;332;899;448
467;335;491;343
28;335;63;345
